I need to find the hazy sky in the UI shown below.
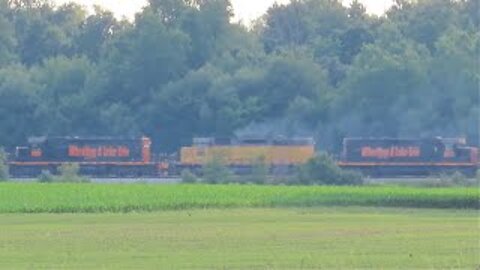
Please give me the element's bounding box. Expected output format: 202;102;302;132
54;0;394;22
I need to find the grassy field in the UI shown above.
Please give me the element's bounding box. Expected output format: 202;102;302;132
1;184;478;269
0;207;478;269
0;183;478;213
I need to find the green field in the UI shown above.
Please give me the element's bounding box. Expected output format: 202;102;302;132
0;183;478;213
1;184;478;269
0;207;478;269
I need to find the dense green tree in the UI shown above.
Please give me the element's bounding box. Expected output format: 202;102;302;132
31;56;97;135
337;32;431;137
426;27;480;141
260;52;332;121
0;0;477;153
387;0;458;51
143;66;229;150
100;8;190;107
459;0;479;29
0;64;40;147
261;0;349;52
180;0;234;68
74;6;120;60
7;2;85;64
0;1;17;66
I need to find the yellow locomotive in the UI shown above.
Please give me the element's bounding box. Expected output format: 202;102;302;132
179;137;315;174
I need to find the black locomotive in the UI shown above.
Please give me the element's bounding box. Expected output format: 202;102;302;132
9;136;158;177
338;137;478;177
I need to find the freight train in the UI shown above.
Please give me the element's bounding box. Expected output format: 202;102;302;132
6;136;479;178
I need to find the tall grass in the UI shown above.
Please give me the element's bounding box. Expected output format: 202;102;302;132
0;183;477;213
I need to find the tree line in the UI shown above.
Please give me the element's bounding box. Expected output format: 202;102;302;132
0;0;478;153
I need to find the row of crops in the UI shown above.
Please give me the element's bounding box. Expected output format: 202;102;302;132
0;183;478;213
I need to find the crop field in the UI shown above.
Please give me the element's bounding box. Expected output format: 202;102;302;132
1;183;478;269
0;207;478;269
0;183;478;213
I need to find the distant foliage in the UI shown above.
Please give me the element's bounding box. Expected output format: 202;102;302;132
0;148;8;181
377;173;480;188
38;163;90;183
181;169;198;184
57;163;90;183
296;153;364;186
202;155;233;184
450;172;469;186
38;170;55;183
245;156;269;184
435;172;479;188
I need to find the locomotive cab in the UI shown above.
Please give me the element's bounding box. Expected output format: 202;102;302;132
14;147;30;161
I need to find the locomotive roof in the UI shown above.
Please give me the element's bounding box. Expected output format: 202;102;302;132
192;136;315;146
343;137;466;143
27;136;147;144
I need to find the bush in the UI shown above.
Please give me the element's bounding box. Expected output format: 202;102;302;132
57;163;90;183
296;152;364;186
38;170;55;183
338;170;364;186
0;148;8;181
246;156;269;184
181;169;198;184
38;163;90;183
450;171;468;186
202;154;233;184
431;171;479;187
